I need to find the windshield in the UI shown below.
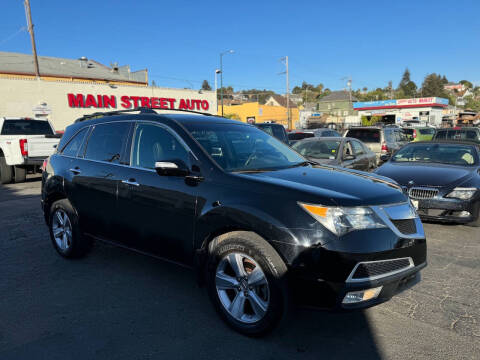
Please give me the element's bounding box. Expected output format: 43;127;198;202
292;140;341;159
185;123;306;172
1;119;54;135
392;143;478;166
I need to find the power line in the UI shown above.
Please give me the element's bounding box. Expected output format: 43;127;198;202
0;26;27;46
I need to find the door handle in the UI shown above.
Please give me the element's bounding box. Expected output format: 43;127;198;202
122;179;140;186
69;168;81;175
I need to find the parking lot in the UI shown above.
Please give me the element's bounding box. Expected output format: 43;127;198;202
0;177;479;360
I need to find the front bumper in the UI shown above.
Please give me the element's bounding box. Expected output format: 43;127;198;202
286;238;427;310
414;197;479;224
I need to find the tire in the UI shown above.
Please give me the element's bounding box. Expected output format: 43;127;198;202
13;166;27;183
48;199;92;258
0;156;13;184
206;231;289;337
467;202;480;227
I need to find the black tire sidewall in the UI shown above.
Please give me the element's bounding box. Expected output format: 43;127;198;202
206;235;288;336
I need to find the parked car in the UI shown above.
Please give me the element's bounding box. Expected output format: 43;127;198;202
402;127;435;142
288;128;341;145
291;137;376;171
344;126;409;164
0;117;60;184
42;108;427;336
375;141;480;226
433;127;480;143
254;122;289;144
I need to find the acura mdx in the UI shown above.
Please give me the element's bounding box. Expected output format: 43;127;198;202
41;108;427;336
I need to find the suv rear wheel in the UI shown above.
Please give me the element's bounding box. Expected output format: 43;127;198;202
206;232;288;336
48;199;92;258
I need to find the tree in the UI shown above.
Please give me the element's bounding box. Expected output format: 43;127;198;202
464;95;480;112
459;80;473;89
201;80;212;91
421;73;449;97
397;68;417;98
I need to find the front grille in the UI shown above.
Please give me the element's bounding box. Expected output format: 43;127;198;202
409;187;438;199
351;258;412;280
391;219;417;235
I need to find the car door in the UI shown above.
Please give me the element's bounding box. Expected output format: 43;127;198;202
351;140;370;171
69;121;132;237
115;121;198;263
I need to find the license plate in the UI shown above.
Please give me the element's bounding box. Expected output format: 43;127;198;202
411;199;419;209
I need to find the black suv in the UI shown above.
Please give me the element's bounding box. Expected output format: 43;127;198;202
42;108;427;336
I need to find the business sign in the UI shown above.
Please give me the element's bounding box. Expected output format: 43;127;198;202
67;93;210;111
354;97;448;110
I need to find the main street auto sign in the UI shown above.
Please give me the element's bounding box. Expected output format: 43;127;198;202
67;93;210;111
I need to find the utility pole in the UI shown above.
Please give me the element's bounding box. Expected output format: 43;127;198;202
24;0;40;78
280;56;291;129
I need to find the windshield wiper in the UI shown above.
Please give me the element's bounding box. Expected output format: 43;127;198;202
288;160;317;168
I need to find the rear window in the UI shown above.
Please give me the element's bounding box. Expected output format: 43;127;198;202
1;119;54;135
345;129;380;143
258;124;287;142
288;132;315;141
419;128;435;135
84;122;130;163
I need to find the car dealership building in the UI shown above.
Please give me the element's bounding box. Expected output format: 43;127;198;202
352;97;449;126
0;51;216;131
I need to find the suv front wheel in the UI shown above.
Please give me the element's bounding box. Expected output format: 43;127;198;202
206;232;289;336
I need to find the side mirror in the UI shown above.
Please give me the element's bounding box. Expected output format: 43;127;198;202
343;154;356;161
380;154;390;162
155;160;189;177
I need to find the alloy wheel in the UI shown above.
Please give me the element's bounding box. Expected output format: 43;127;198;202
52;209;73;251
215;253;270;323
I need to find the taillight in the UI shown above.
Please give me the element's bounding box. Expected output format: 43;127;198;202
381;142;389;153
41;158;48;172
19;139;28;156
413;129;417;138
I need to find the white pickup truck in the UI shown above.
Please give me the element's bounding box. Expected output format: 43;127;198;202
0;117;61;184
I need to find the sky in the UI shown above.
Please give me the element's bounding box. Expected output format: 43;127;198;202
0;0;479;93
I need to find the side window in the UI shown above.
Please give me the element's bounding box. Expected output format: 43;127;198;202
61;128;88;157
131;123;189;170
343;141;353;156
351;140;364;155
435;130;446;139
84;122;130;163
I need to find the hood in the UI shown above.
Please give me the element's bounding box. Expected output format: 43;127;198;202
235;165;406;206
376;162;475;188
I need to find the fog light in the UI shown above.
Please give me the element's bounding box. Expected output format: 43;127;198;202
342;286;383;304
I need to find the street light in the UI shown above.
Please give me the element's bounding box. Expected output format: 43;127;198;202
214;69;221;112
220;49;234;116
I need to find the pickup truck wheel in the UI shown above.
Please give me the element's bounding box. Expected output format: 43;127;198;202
0;156;13;184
49;199;92;258
206;232;289;337
13;166;27;183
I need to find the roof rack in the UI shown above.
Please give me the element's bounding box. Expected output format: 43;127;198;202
74;107;217;123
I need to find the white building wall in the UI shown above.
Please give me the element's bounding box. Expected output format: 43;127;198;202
0;77;217;131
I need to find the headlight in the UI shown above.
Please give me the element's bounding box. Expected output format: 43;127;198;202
445;187;477;200
299;203;386;236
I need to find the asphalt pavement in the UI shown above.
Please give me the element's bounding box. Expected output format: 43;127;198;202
0;176;479;360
